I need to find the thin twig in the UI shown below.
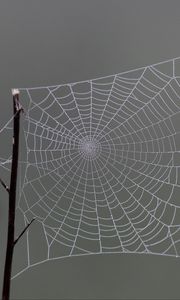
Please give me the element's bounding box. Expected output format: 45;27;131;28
0;178;9;193
14;218;35;246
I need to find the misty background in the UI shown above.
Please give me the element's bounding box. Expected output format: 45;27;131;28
1;0;180;299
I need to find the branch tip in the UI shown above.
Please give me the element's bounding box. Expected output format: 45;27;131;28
12;89;20;96
0;178;9;193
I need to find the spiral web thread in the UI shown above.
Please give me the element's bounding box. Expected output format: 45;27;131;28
2;57;180;278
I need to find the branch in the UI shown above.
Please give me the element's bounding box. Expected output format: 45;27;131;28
12;89;23;112
2;89;23;300
13;218;35;247
0;178;9;193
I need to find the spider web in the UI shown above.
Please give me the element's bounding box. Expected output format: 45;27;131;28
2;57;180;279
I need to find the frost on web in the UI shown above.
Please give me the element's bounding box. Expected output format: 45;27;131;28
3;57;180;278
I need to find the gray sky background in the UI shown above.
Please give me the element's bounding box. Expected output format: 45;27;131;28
1;0;180;299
